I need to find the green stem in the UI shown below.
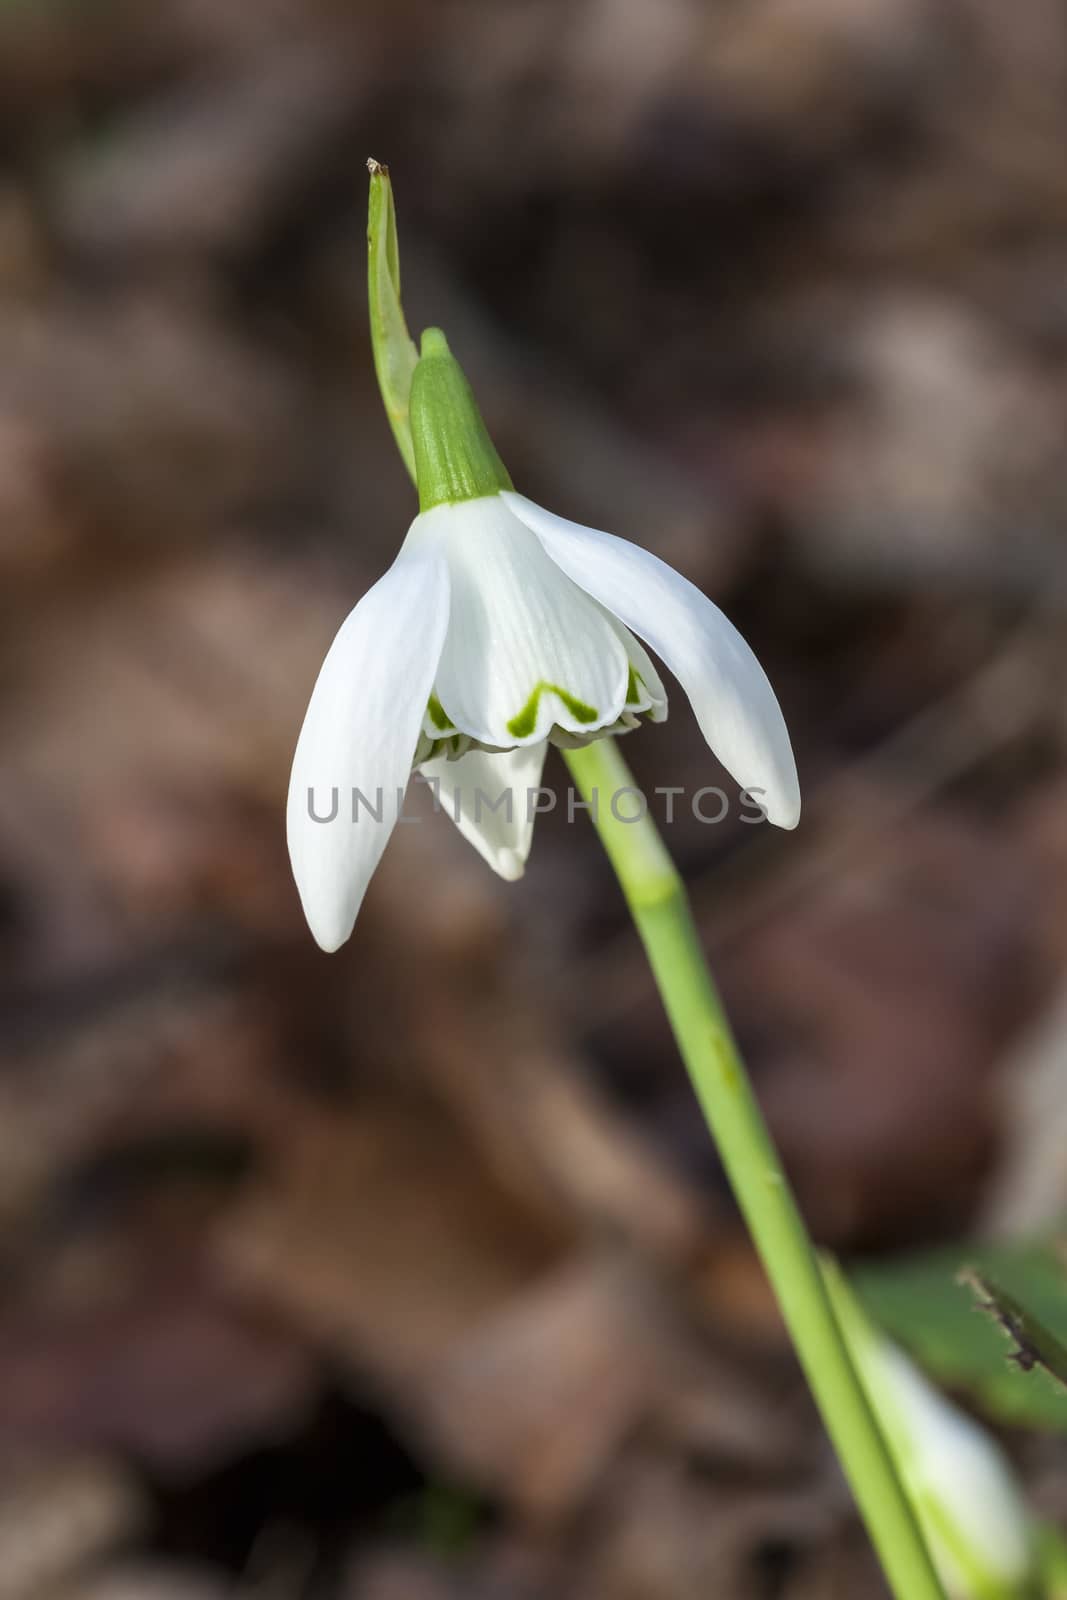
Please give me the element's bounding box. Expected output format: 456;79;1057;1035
363;162;942;1600
563;738;946;1600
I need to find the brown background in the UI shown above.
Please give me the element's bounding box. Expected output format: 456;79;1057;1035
2;0;1067;1595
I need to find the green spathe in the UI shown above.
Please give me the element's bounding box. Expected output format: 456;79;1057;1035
367;160;419;482
410;328;513;511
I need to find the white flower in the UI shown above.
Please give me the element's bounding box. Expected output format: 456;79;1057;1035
287;486;799;951
287;325;799;949
872;1342;1036;1600
826;1264;1037;1600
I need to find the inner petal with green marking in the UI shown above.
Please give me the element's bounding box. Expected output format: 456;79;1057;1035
413;496;632;747
426;692;454;732
405;493;673;756
506;682;599;740
417;666;667;764
418;614;669;761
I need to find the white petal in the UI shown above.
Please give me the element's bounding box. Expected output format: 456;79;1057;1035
604;612;668;720
406;496;629;747
286;545;450;951
505;492;800;829
419;742;547;881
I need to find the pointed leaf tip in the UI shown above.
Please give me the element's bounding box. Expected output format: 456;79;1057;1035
367;161;418;484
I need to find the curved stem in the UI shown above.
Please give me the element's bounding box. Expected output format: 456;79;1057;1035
563;738;946;1600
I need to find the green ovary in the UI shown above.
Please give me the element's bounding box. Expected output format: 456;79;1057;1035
507;682;599;739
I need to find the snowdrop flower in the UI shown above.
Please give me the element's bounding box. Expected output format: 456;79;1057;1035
288;329;799;950
827;1265;1037;1600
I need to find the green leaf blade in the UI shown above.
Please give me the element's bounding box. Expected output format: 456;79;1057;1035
856;1237;1067;1432
961;1267;1067;1396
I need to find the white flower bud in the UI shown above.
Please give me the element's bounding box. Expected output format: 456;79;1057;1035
828;1265;1037;1600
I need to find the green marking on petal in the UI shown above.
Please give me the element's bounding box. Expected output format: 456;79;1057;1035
625;666;644;706
507;682;600;740
427;693;454;732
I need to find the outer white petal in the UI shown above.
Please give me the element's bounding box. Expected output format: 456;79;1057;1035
407;496;629;747
286;546;450;951
505;491;800;829
419;742;547;881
